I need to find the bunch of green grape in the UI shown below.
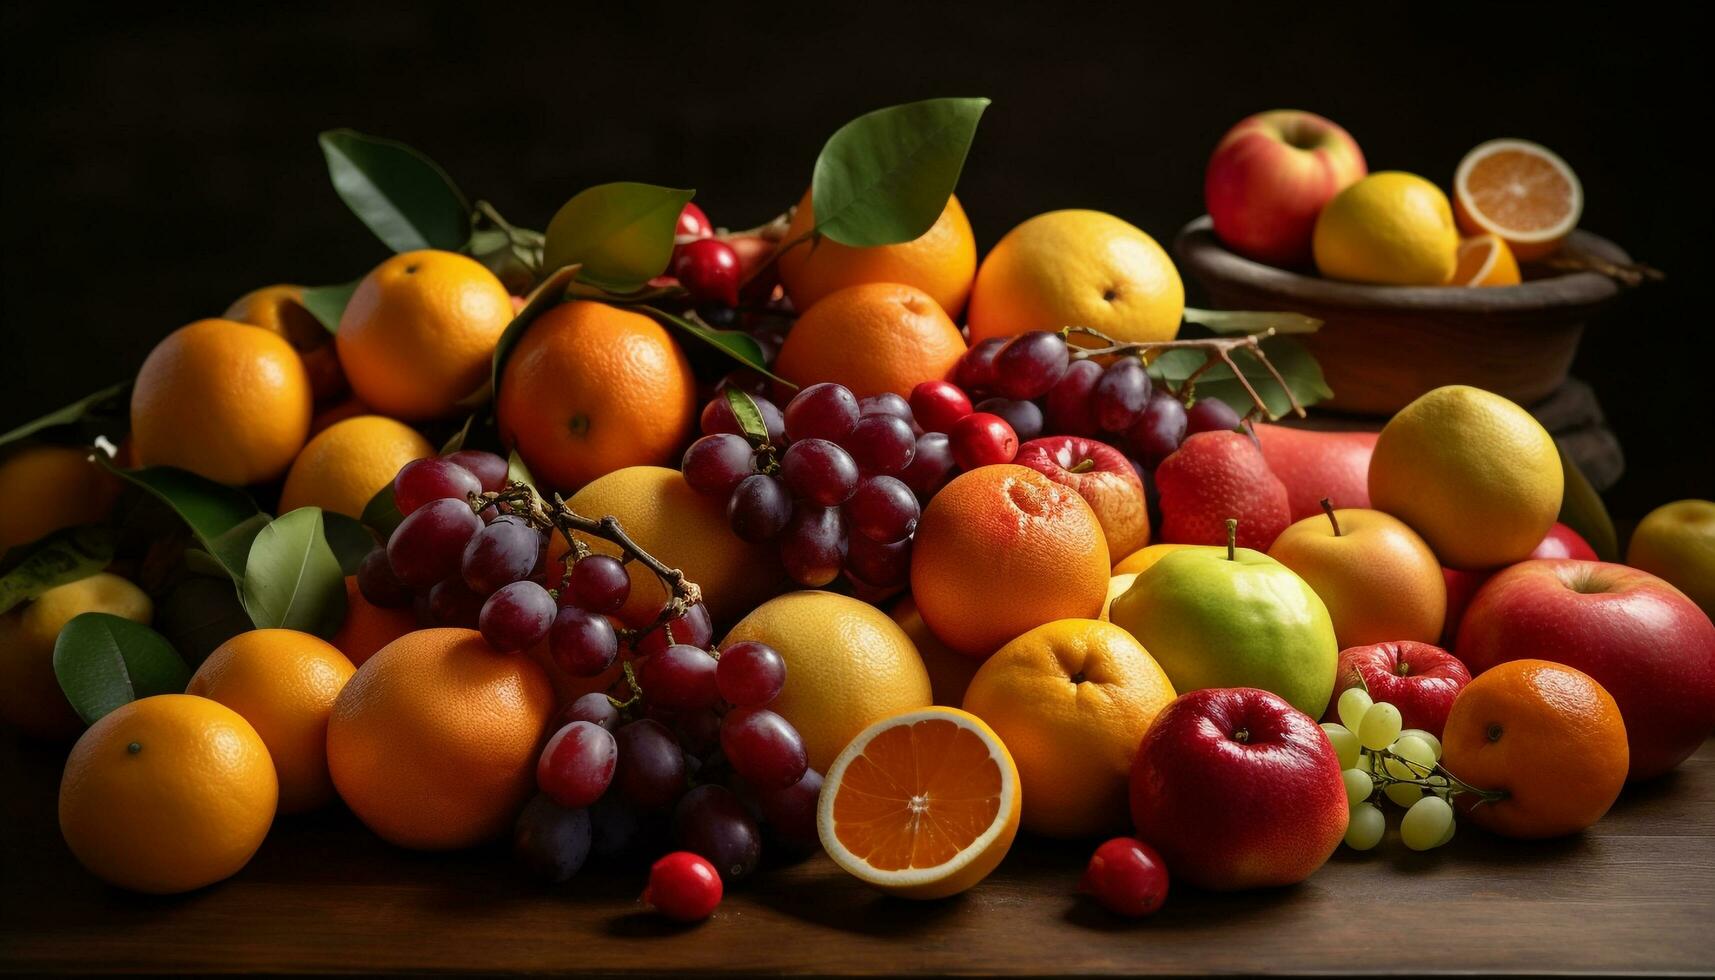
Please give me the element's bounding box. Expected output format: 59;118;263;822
1321;688;1457;852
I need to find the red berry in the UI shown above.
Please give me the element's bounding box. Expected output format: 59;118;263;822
948;412;1018;469
643;851;723;922
909;380;974;434
677;202;713;240
672;239;741;308
1079;837;1169;918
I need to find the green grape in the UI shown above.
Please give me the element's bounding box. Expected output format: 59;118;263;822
1357;701;1403;750
1425;775;1452;800
1384;735;1437;780
1344;803;1385;850
1342;768;1373;805
1337;688;1373;732
1436;813;1456;847
1401;796;1454;851
1400;728;1443;760
1385;782;1423;807
1322;723;1361;770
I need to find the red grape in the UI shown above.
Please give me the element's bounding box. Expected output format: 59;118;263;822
537;720;618;809
671;238;741;308
783;382;860;444
1079;837;1169;918
727;473;792;542
954;337;1006;394
673;707;724;758
949;412;1019;469
845;533;911;589
1044;359;1102;436
900;432;957;499
779;438;859;506
635;601;714;658
672;784;761;882
909;380;974;434
513;794;592;883
638;643;720;711
715;640;785;707
387;498;483;589
844;414;917;475
559;691;621;732
994;330;1068;399
443;450;509;493
975;397;1043;442
1129;394;1188;468
858;391;914;422
428;577;484;628
564;554;631;614
1093;358;1152;432
461;516;543;594
480;580;556;652
393;457;482;516
643;850;722;921
756;768;823;851
721;707;808;791
613;719;687;809
357;547;412;608
549;605;619;676
846;475;919;543
780;506;847;587
682;433;755;497
1186;397;1243;434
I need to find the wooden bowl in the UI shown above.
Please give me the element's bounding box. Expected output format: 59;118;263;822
1174;216;1630;415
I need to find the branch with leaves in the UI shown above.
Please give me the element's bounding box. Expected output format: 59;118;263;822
1064;325;1309;420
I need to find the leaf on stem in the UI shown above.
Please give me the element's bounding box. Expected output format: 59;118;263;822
642;306;795;388
487;264;581;400
1556;444;1619;561
240;507;347;637
0;526;117;615
52;613;191;725
0;381;131;452
1183;307;1322;336
1147;337;1332;420
318;129;471;253
360;484;405;542
108;464;264;581
811;97;989;247
299;279;361;334
541;182;695;292
724;388;773;448
322;511;378;575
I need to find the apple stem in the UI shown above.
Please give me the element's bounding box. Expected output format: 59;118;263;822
1321;497;1342;536
1225;518;1238;561
1068;457;1097;474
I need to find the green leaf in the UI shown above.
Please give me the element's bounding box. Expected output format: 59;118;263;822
241;507;347;637
360;484;405;541
642;306;796;389
811;97;989;247
490;264;581;397
318;129;471;253
322;511;377;576
541;182;695;291
506;450;537;493
0;526;117;614
151;571;254;669
1556;445;1619;562
108;465;264;580
439;415;476;454
1146;337;1332;421
0;381;131;451
52;613;191;725
724;388;773;448
299;279;360;334
1183;307;1322;336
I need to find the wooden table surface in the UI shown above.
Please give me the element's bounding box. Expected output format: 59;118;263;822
4;735;1713;976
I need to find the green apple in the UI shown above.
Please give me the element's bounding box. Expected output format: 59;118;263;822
1109;540;1337;717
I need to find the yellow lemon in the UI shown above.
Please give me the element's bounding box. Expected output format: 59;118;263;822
1313;172;1459;285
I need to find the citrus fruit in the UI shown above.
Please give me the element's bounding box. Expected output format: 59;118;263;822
1312;172;1459;285
966;210;1184;346
1626;499;1715;618
817;706;1019;899
0;572;154;739
777;189;977;318
720;591;931;772
187;629;356;814
326;628;555;849
910;464;1110;656
278;415;434;519
1440;658;1627;838
1112;542;1210;575
774;282;967;398
224;284;347;403
1453;139;1582;260
59;693;277;894
130;318;313;486
962;619;1176;838
889;595;982;706
1453;234;1521;287
1369;385;1562;569
497;301;697;492
1100;573;1138;621
335;250;513;421
0;444;122;551
556;465;783;626
330;576;419;666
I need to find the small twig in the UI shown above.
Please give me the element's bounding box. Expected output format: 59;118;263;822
1540;249;1664;287
1061;325;1307;419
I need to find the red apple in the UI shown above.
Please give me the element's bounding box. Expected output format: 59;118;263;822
1457;559;1715;781
1440;524;1600;646
1323;641;1470;738
1529;522;1598;561
1130;688;1346;891
1014;436;1149;560
1204;110;1367;267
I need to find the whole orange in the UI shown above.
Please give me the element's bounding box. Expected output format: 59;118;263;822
278;415;434;518
59;694;277;894
130;318;312;486
187;629;356;814
326;628;555;850
498;302;697;492
1440;658;1628;839
330;576;419;667
775;283;967;398
336;250;513;421
0;444;122;552
889;595;983;706
777;189;977;319
963;618;1176;838
910;464;1111;656
224;284;347;403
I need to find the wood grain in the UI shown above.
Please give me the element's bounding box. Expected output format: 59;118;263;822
3;735;1712;975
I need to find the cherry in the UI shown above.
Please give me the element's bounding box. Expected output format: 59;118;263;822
677;202;713;241
672;239;741;308
948;412;1018;470
1079;837;1169;918
909;380;974;434
643;851;723;922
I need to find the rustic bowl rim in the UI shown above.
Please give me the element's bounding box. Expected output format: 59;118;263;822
1175;215;1628;315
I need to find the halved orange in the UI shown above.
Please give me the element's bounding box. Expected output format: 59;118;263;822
816;707;1020;899
1453;234;1522;287
1453;139;1582;260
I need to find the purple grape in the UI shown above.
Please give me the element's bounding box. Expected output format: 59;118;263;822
635;601;714;658
672;784;761;881
560;691;621;732
480;580;556;651
783;382;860;443
428;577;483;628
1044;359;1102;436
638;644;721;711
357;547;412;608
845;533;911;589
513;794;591;883
1186;397;1243;434
681;433;755;497
994;331;1069;399
565;554;630;614
549;605;618;677
954;337;1007;394
1093;358;1152;432
614;719;687;810
443;450;509;493
393;457;483;516
727;473;792;542
846;475;920;543
721;707;809;791
780;506;847;587
975;397;1044;442
779;439;858;506
899;432;957;499
858;392;914;423
1130;394;1189;468
537;720;619;809
756;768;823;852
387;497;482;589
844;414;917;476
715;640;786;707
461;516;544;595
673;707;724;758
589;796;643;857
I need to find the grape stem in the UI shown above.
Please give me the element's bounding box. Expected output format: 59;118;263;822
1369;746;1509;807
1059;324;1306;420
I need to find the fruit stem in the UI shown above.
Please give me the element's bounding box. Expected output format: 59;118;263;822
1068;457;1097;474
1369;748;1509;805
1321;497;1341;536
1225;518;1238;561
1060;325;1306;420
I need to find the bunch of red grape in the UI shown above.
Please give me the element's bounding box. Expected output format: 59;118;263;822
681;380;951;591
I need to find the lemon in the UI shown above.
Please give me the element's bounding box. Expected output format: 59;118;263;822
1369;385;1562;569
1313;172;1459;285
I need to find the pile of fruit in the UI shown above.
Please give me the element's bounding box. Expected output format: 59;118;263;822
4;98;1712;927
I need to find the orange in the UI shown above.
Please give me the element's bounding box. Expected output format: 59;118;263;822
1452;234;1521;287
309;396;372;437
59;694;277;894
0;444;122;551
817;706;1019;899
910;464;1110;656
962;619;1175;838
336;250;513;421
1453;139;1582;261
720;591;931;772
1112;542;1211;575
1441;659;1627;839
1;573;153;740
778;189;977;319
555;466;784;626
224;284;347;403
278;415;434;518
187;629;356;814
330;576;419;666
130;318;313;486
774;283;967;398
326;628;555;850
498;302;697;492
889;595;982;706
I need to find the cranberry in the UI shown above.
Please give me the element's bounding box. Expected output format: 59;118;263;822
909;380;974;434
1079;837;1169;918
948;412;1018;470
672;239;741;308
643;851;723;922
677;202;713;240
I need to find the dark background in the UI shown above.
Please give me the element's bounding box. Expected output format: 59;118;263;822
3;3;1708;519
